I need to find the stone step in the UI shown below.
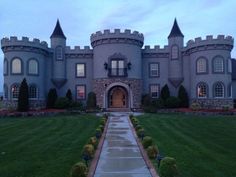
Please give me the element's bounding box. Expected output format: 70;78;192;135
106;108;131;112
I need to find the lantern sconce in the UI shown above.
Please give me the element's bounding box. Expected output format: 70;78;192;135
104;62;108;70
127;62;132;70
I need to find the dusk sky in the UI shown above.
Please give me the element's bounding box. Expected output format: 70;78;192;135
0;0;236;91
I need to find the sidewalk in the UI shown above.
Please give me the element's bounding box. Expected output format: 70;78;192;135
94;112;152;177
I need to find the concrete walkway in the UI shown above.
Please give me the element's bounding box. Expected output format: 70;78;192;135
94;112;152;177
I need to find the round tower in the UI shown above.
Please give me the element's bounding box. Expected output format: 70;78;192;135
90;29;144;109
50;20;67;89
168;19;184;92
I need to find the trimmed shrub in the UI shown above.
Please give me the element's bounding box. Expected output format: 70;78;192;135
46;88;57;108
70;162;87;177
95;128;102;139
178;85;189;108
66;89;73;101
89;137;98;149
99;125;104;132
190;102;201;111
137;128;145;138
17;78;29;112
159;157;178;177
143;106;157;113
165;96;180;108
54;97;70;109
100;119;106;126
82;144;94;159
152;99;164;108
70;101;84;110
135;125;142;131
86;92;97;109
147;145;159;159
142;136;153;149
141;94;151;107
160;84;170;101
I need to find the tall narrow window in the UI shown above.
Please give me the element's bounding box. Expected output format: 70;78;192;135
196;58;207;73
4;59;8;75
29;85;37;99
214;82;224;98
228;58;232;73
76;85;86;100
56;46;63;60
12;58;22;74
11;84;20;99
197;82;207;98
76;64;85;77
109;59;126;77
28;59;38;75
149;63;159;77
150;84;160;98
213;56;224;73
171;46;178;59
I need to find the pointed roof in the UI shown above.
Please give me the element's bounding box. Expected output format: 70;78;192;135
168;18;184;38
50;19;66;39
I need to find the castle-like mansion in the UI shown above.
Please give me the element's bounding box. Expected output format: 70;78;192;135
1;19;235;109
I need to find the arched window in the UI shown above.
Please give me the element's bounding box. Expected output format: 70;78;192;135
4;59;8;75
11;58;22;74
11;84;20;99
197;82;208;98
29;85;38;99
56;46;63;60
213;82;224;98
196;58;207;73
171;45;178;59
213;56;224;73
28;59;38;75
4;84;8;99
228;58;232;73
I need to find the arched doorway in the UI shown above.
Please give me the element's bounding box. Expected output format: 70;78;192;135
108;86;128;108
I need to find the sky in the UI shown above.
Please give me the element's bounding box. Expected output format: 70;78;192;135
0;0;236;91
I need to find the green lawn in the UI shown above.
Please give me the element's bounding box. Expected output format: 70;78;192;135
137;114;236;177
0;114;100;177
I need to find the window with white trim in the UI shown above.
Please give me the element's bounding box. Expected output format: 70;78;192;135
76;64;85;77
28;59;38;75
197;58;207;73
150;63;159;77
213;57;224;73
214;82;224;98
197;83;207;98
29;85;37;99
11;84;20;99
76;85;86;100
150;84;160;98
12;58;22;74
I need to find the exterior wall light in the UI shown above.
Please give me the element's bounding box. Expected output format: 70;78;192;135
104;62;108;70
127;62;132;70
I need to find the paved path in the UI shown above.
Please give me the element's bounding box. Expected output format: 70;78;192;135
94;112;152;177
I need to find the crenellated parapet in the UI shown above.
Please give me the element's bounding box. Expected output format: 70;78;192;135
90;29;144;48
65;46;93;58
1;36;49;54
185;35;234;54
142;45;169;58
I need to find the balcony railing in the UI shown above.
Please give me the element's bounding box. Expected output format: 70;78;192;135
108;68;128;77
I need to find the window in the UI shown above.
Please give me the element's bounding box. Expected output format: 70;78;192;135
214;82;224;98
171;45;178;59
228;58;232;73
196;58;207;73
109;59;126;77
12;58;22;74
228;84;232;98
76;85;86;100
213;56;224;73
28;59;38;75
11;84;20;99
149;63;159;77
56;46;63;60
29;85;38;99
76;64;85;77
150;84;160;98
4;59;8;75
4;84;8;99
197;83;207;98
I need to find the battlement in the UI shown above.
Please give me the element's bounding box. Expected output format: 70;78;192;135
186;35;234;49
90;29;144;47
1;36;48;51
142;45;169;53
65;46;93;54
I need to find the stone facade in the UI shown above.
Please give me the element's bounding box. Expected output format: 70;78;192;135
191;99;233;109
1;19;235;110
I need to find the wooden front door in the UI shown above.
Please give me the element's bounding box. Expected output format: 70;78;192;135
110;87;126;108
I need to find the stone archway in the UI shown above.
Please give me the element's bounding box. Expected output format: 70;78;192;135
108;86;127;108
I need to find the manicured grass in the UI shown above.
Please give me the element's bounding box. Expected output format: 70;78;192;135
0;114;100;177
137;114;236;177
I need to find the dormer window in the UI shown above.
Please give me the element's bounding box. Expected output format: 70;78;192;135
109;59;127;77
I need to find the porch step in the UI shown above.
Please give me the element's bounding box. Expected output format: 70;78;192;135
106;108;131;112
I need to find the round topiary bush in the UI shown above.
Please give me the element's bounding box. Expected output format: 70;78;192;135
89;137;98;149
159;157;178;177
135;125;142;131
82;144;95;160
142;136;153;149
70;162;87;177
190;102;201;111
95;128;102;139
99;125;104;131
137;128;145;138
147;145;159;159
100;119;106;126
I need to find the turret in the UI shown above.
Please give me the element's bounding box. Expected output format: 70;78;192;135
168;19;184;88
50;20;67;88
